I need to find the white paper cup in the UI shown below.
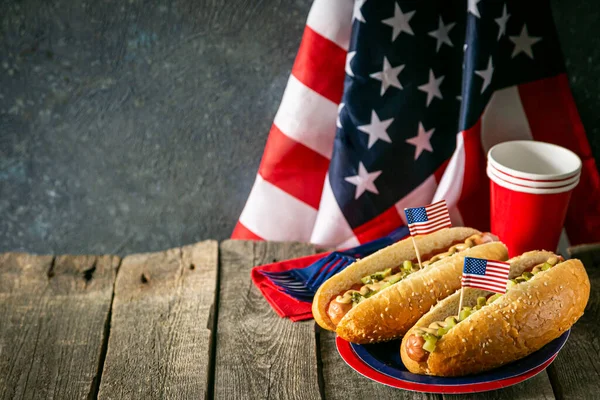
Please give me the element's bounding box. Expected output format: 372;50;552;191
486;166;580;194
487;163;580;189
488;140;582;182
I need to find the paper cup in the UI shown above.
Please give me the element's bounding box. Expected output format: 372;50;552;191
486;165;580;190
487;141;581;257
488;141;582;181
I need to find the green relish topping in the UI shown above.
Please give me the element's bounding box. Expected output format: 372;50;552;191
334;234;485;307
414;256;562;353
336;261;418;305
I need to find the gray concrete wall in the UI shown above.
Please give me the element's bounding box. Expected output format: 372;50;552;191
1;0;598;255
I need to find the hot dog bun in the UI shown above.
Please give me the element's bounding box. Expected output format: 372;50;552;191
336;242;507;343
401;251;590;376
313;227;480;332
312;227;509;343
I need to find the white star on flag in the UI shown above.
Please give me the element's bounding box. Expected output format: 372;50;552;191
406;123;435;160
510;25;542;59
418;70;444;107
370;57;404;96
336;103;345;128
382;4;415;41
468;0;481;18
475;57;494;93
345;51;356;77
495;4;510;40
353;0;367;23
428;17;455;52
345;162;382;199
358;110;394;148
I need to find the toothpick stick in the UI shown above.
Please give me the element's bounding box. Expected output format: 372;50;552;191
411;236;423;269
457;287;465;317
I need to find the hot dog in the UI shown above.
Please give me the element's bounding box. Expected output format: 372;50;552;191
312;227;508;344
400;250;590;376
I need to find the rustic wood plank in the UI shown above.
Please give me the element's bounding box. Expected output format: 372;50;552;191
0;252;119;399
442;373;555;400
215;240;320;399
544;246;600;399
319;327;440;400
98;240;218;399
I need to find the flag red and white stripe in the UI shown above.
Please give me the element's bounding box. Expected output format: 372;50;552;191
231;0;600;248
462;258;511;294
405;200;452;236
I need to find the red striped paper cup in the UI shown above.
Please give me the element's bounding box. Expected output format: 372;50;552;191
487;164;580;189
487;141;581;257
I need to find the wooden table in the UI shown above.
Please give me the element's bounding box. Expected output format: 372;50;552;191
1;240;599;399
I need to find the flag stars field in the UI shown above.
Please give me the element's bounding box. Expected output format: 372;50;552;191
475;57;494;93
468;0;482;18
370;57;405;96
232;0;597;248
510;25;542;58
358;111;394;148
345;162;383;199
382;3;415;40
418;70;444;107
336;103;345;129
353;0;367;23
428;17;456;52
345;51;356;77
495;4;511;40
405;123;435;160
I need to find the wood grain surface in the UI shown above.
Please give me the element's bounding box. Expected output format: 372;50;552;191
544;247;600;399
319;327;440;400
0;252;119;399
215;240;320;400
98;240;217;399
0;240;599;399
442;373;555;400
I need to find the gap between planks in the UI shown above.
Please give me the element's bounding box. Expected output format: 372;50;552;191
87;257;123;400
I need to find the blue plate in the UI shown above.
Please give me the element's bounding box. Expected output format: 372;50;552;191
350;330;569;385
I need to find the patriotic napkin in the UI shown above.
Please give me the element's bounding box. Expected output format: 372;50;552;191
250;251;331;321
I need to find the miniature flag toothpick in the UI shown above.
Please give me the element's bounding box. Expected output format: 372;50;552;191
458;257;511;314
404;200;452;236
404;200;452;269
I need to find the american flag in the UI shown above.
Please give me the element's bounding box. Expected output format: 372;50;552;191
232;0;600;248
462;257;511;294
404;200;451;236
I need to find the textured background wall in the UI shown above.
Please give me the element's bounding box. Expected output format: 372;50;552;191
1;0;598;255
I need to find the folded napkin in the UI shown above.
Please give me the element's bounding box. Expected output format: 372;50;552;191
250;251;330;321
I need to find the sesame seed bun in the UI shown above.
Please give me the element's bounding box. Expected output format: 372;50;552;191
401;252;590;376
